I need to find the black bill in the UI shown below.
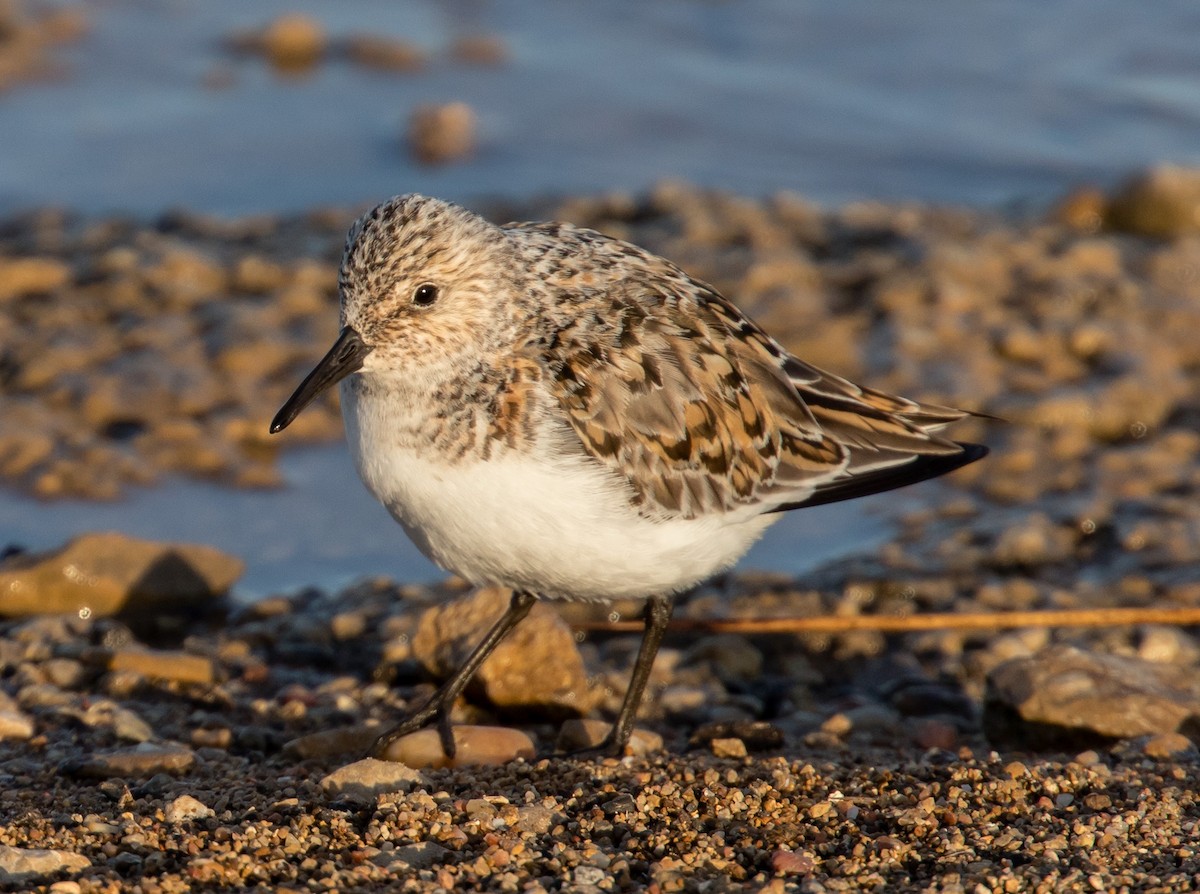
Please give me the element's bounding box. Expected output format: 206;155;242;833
270;326;371;434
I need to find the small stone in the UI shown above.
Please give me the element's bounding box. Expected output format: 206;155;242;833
111;707;154;743
320;758;429;804
513;805;565;835
689;720;785;752
449;34;508;66
1106;165;1200;236
0;708;34;741
190;726;233;749
1142;732;1197;760
65;742;195;779
0;845;90;880
260;14;326;71
555;718;663;756
0;257;71;301
373;842;449;871
283;725;379;759
710;737;748;759
164;794;213;823
407;102;476;165
771;849;815;876
108;648;216;685
344;34;426;71
376;725;535;769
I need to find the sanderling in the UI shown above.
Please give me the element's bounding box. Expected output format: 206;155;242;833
271;194;987;759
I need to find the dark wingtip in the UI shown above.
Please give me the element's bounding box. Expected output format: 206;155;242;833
773;440;989;513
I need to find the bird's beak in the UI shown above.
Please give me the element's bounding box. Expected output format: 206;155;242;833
270;326;372;434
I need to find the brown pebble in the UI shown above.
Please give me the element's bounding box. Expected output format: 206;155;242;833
66;743;195;779
320;758;429;804
1142;732;1197;759
109;648;215;685
407;102;477;165
710;737;748;759
260;14;326;71
770;849;814;875
344;34;426;71
376;726;535;769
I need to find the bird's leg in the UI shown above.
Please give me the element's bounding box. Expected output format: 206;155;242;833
593;593;674;756
370;589;537;760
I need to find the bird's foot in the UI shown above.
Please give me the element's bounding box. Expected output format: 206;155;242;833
369;696;458;760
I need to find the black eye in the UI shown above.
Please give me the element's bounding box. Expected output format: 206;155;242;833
413;283;439;307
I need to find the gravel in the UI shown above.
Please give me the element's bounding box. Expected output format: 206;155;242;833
3;174;1200;888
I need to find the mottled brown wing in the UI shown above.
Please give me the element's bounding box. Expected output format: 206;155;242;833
541;272;850;520
529;222;984;520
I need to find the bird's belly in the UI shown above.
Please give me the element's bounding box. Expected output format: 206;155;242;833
346;431;775;601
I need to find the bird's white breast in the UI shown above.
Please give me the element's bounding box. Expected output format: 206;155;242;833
341;382;775;601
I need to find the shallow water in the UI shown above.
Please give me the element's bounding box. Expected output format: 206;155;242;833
2;0;1199;215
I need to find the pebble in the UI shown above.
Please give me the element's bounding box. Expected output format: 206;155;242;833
65;742;196;779
377;726;536;769
164;794;214;823
407;102;477;165
0;845;90;881
0;708;35;741
319;758;429;804
710;737;748;759
109;648;216;685
373;842;449;871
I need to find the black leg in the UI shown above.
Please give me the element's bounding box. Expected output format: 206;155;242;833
370;589;537;760
598;594;674;756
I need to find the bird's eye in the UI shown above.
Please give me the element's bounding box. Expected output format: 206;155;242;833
413;283;439;307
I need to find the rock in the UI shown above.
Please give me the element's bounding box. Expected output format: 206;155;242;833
0;708;34;741
320;758;429;804
681;634;763;683
375;725;535;769
1141;732;1197;760
770;849;815;876
0;257;70;301
0;845;90;882
985;645;1200;748
190;726;233;750
373;842;449;871
688;720;785;753
412;587;595;717
164;794;213;823
107;648;216;685
0;532;242;618
710;737;748;759
555;718;664;757
283;725;379;760
343;34;426;72
407;102;476;165
64;742;196;779
449;34;508;66
111;707;154;743
259;14;326;71
1106;165;1200;237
